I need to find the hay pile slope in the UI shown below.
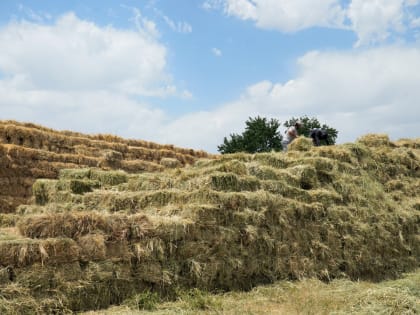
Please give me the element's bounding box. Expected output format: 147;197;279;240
0;134;418;313
0;120;212;212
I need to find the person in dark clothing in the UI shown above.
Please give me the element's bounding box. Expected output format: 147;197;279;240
309;128;330;146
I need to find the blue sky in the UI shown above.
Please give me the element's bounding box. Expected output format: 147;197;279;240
0;1;419;152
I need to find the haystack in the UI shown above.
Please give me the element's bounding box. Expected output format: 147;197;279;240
0;132;418;313
0;120;214;213
288;136;313;151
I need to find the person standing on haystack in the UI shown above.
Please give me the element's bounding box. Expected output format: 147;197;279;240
282;121;302;152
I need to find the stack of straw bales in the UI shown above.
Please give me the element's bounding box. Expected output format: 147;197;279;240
0;132;418;313
0;120;212;213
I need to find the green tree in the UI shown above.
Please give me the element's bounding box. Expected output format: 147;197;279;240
218;116;283;154
283;116;338;145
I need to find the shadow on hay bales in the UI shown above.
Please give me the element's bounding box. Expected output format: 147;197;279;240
0;133;419;313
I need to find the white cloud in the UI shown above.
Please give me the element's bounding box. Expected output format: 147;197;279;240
348;0;406;46
18;4;51;23
127;6;160;39
224;0;258;20
206;0;346;32
0;12;182;97
0;12;189;145
205;0;420;45
0;86;167;140
202;0;224;11
149;5;192;34
406;0;420;6
212;47;222;56
160;46;420;152
162;15;192;33
411;17;420;28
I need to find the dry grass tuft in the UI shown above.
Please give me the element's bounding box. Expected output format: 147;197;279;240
78;270;420;315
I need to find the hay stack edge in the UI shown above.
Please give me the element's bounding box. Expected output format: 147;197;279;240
0;120;418;314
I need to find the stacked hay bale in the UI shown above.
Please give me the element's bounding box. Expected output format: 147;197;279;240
0;120;212;213
0;133;418;313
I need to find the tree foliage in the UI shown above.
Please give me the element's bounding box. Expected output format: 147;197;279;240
218;116;283;154
284;116;338;146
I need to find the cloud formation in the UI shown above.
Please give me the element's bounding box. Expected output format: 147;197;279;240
348;0;405;46
0;12;179;97
204;0;345;31
204;0;420;45
0;87;166;140
0;11;186;142
162;15;192;33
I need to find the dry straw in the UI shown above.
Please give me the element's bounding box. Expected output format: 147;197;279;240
0;120;213;212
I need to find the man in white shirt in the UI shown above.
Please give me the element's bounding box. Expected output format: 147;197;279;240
282;121;302;152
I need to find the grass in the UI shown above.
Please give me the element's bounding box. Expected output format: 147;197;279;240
79;269;419;315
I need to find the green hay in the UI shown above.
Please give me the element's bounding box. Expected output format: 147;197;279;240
59;168;128;187
315;146;354;164
131;263;171;286
124;174;174;191
82;189;187;213
308;189;342;206
287;165;318;190
342;142;372;161
17;212;151;242
90;169;128;186
210;173;260;192
214;160;248;176
32;179;56;205
0;214;18;227
253;152;289;168
175;287;222;311
57;179;100;194
124;290;159;311
3;262;138;312
59;168;92;180
247;163;280;180
74;270;420;314
260;180;310;201
62;278;136;312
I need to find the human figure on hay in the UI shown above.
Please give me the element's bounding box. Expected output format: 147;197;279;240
282;121;302;152
309;128;330;146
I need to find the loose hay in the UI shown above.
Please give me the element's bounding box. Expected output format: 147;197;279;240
288;136;313;152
